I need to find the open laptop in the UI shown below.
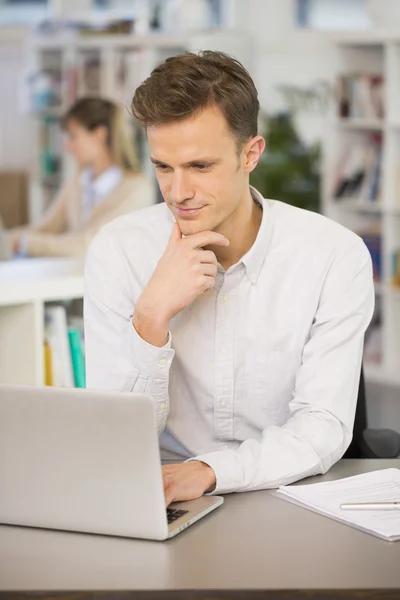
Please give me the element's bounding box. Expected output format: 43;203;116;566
0;384;223;540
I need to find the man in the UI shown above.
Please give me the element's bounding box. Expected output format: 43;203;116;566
84;51;374;505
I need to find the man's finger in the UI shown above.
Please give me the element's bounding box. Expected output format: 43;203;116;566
164;482;176;507
167;223;182;247
186;231;229;250
202;264;217;278
198;250;218;265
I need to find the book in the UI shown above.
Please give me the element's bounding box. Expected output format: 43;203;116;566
275;468;400;542
45;305;74;388
68;328;86;388
360;230;382;282
338;73;385;120
43;339;54;386
333;135;382;203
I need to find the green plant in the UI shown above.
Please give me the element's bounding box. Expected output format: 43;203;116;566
250;112;321;214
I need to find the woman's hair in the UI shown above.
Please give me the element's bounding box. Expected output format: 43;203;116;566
63;97;140;174
131;51;259;148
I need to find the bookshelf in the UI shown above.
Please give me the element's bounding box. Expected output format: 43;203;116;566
323;33;400;388
24;30;252;224
0;258;84;386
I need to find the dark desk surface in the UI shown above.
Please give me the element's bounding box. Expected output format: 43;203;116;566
1;459;399;600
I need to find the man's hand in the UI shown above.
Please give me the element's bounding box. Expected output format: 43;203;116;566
133;223;229;347
162;461;216;507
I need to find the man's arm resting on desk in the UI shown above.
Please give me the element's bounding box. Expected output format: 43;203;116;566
164;238;374;499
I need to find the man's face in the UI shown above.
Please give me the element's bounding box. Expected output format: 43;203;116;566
147;105;251;236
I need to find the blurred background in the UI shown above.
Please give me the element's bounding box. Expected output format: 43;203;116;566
0;0;399;444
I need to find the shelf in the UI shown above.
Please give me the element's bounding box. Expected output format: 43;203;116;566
329;197;400;216
32;107;64;118
0;258;84;306
332;31;395;46
388;286;400;300
364;364;400;388
29;31;232;51
334;198;383;213
337;118;384;131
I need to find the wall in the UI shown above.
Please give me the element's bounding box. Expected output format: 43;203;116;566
0;27;31;170
240;0;338;144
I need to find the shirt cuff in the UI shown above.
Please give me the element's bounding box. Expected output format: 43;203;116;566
125;319;175;378
187;450;241;495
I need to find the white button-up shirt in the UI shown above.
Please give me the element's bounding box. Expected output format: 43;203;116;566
84;188;374;494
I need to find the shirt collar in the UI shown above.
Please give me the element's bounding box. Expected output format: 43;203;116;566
240;186;272;285
79;166;123;201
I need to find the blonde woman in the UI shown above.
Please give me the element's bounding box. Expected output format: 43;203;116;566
8;97;154;257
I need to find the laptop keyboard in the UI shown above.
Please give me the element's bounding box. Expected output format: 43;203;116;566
167;508;189;524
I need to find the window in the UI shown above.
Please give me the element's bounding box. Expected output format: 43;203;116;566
296;0;371;30
0;0;48;25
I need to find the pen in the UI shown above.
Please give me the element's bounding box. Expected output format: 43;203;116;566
340;501;400;510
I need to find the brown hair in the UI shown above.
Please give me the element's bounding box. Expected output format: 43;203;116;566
63;97;140;173
131;51;259;147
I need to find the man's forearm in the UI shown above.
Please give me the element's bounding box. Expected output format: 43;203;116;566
132;306;170;348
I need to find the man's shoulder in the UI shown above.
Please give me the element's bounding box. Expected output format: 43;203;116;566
269;199;367;257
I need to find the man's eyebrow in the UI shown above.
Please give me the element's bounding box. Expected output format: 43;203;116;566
150;157;221;167
150;157;169;166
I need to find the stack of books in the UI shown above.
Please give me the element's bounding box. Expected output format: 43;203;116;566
44;305;85;388
338;73;385;120
333;135;382;203
392;249;400;288
359;229;382;283
39;115;62;182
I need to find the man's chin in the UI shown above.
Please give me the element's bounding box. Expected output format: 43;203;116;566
177;220;210;237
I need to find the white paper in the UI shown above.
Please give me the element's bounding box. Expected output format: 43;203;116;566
276;468;400;541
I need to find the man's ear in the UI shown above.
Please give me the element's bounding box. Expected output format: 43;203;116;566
243;136;265;173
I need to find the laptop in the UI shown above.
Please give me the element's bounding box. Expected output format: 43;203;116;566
0;384;223;540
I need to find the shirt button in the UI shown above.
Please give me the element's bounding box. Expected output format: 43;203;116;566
159;359;167;367
222;294;229;303
159;402;166;410
220;399;227;408
219;347;226;356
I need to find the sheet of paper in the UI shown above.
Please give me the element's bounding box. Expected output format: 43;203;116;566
276;468;400;541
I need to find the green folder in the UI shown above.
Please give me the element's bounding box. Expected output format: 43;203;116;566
68;328;86;388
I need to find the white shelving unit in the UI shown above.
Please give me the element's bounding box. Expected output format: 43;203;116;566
0;258;84;386
25;30;252;224
323;32;400;388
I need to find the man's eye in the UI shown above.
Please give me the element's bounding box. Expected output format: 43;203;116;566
193;164;209;171
156;164;170;171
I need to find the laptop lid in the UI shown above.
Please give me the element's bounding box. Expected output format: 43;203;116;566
0;385;169;540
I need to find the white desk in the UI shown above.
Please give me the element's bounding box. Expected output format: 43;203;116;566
0;459;399;598
0;258;84;385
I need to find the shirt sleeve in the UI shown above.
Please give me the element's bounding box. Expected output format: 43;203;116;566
84;229;174;432
192;237;375;494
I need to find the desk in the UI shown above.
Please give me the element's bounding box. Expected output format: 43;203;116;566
0;459;399;599
0;258;84;385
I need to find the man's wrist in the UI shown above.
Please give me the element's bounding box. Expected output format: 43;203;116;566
197;461;216;493
132;303;170;348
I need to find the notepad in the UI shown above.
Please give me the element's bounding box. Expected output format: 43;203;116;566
275;468;400;542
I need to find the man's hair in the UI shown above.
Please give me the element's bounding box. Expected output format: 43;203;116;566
131;51;259;147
